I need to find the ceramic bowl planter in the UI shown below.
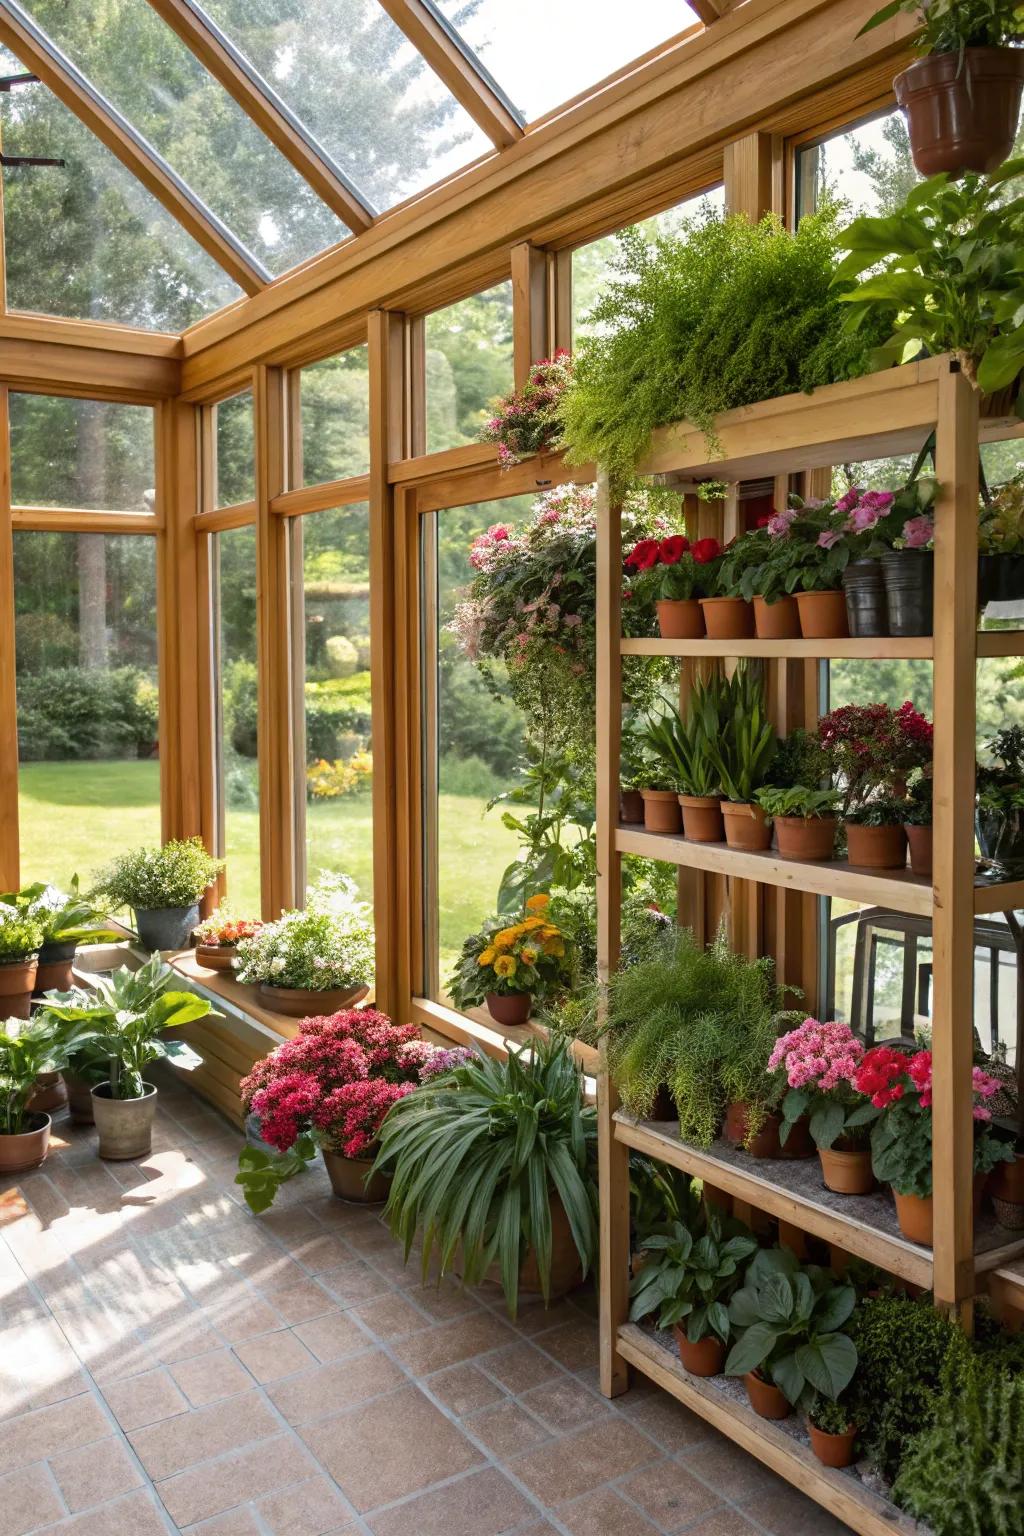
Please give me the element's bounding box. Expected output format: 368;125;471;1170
990;1154;1024;1230
744;1370;791;1420
485;990;532;1027
91;1082;158;1160
818;1144;874;1196
795;589;848;639
195;943;238;973
0;957;38;1020
673;1326;724;1377
842;560;888;637
773;815;837;862
641;789;683;835
752;595;799;640
809;1422;857;1469
34;941;77;994
259;982;369;1018
656;598;704;639
619;789;645;825
0;1111;51;1175
883;550;933;637
699;596;754;639
134;903;200;953
322;1148;391;1203
905;824;933;879
678;795;724;843
27;1071;67;1116
720;801;771;851
895;48;1024;176
63;1071;96;1125
845;822;907;870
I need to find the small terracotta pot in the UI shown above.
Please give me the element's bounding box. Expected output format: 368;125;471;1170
674;1326;725;1377
63;1072;95;1125
893;1174;988;1246
818;1144;874;1196
795;589;848;640
895;47;1024;177
195;943;238;972
906;824;933;879
991;1152;1024;1207
92;1083;158;1160
259;983;369;1018
641;789;683;835
809;1422;857;1469
744;1371;791;1420
656;598;704;639
620;790;645;825
322;1149;390;1203
486;991;532;1027
724;1102;813;1160
699;596;754;639
773;815;837;863
721;801;771;851
34;942;77;995
752;594;800;640
28;1071;67;1116
0;957;39;1020
678;795;724;843
0;1112;51;1174
845;822;907;870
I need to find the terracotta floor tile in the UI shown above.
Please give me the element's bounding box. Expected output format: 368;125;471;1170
507;1297;586;1336
184;1504;263;1533
617;1460;724;1531
367;1466;534;1536
316;1259;393;1308
50;1435;142;1512
351;1291;429;1339
684;1437;783;1503
681;1514;764;1536
511;1420;659;1506
0;1392;112;1476
267;1349;404;1425
199;1293;286;1344
290;1233;354;1274
128;1388;279;1479
741;1482;856;1536
232;1328;317;1383
156;1435;315;1527
256;1473;355;1535
292;1309;366;1363
0;1463;65;1536
257;1275;336;1325
395;1278;481;1320
171;1349;254;1406
531;1319;599;1373
465;1399;550;1457
518;1377;610;1433
480;1342;564;1395
557;1488;663;1536
299;1384;482;1512
101;1367;190;1431
427;1362;506;1417
613;1385;712;1453
41;1488;170;1535
393;1312;515;1375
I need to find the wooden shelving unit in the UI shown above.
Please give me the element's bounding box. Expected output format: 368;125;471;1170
595;357;1024;1535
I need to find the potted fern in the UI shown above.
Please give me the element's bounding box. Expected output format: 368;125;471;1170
701;663;777;850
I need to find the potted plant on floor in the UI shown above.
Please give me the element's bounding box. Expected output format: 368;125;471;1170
234;873;374;1017
770;1017;879;1195
702;663;778;850
725;1248;858;1421
859;0;1024;175
819;700;933;868
192;909;263;972
976;725;1024;871
374;1035;599;1317
624;533;720;639
807;1395;858;1468
0;1016;65;1174
754;786;841;862
91;837;224;953
979;468;1024;607
0;877;121;994
990;1138;1024;1229
904;770;933;878
0;912;44;1019
448;893;573;1026
628;1207;758;1376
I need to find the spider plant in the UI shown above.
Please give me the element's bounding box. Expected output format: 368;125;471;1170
636;673;730;797
703;663;777;804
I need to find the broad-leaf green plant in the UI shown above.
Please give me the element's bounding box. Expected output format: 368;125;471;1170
858;0;1023;54
725;1248;858;1407
629;1208;758;1343
754;786;842;819
0;1016;65;1135
0;876;120;950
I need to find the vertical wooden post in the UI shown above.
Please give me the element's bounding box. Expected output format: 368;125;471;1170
931;361;979;1321
596;468;630;1397
157;397;205;847
549;249;573;357
511;242;549;388
0;386;19;887
723;132;783;222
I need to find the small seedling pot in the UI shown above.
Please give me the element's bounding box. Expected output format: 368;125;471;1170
752;595;799;639
656;598;704;639
678;795;724;843
773;815;837;862
673;1327;725;1377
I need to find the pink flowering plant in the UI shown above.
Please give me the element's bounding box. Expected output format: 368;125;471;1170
481;352;572;468
769;1017;878;1151
724;495;848;602
817;477;938;561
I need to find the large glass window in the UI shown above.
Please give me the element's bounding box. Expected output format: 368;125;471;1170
215;392;255;508
795;110;922;224
293;506;374;903
298;349;370;486
14;533;160;887
9;396;155;512
425;282;514;452
212;526;259;911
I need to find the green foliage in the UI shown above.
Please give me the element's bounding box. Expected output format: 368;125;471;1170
0;913;44;961
810;1395;855;1434
0;1016;64;1135
754;786;842;819
636;673;732;798
770;728;832;790
17;666;159;761
234;875;374;992
226;661;373;762
981;468;1024;553
374;1036;598;1318
700;663;777;804
0;876;119;950
559;205;885;489
628;1157;697;1253
92;837;223;911
489;752;596;913
235;1135;317;1215
629;1208;758;1342
844;795;910;826
845;1293;958;1481
725;1248;858;1408
859;0;1023;52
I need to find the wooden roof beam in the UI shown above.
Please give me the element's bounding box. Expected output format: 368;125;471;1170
377;0;524;149
0;0;269;295
143;0;376;233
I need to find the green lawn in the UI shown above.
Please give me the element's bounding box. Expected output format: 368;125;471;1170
18;761;518;974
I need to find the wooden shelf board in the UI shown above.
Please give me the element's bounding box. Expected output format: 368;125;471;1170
621;636;935;659
617;1324;919;1536
977;629;1024;658
973;878;1024;915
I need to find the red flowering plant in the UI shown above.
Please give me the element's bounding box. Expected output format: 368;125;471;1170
854;1045;1011;1198
480;352;572;468
817;701;933;818
623;533;722;603
193;907;263;949
235;1008;438;1211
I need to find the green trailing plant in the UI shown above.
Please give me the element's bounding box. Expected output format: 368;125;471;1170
770;727;831;789
92;837;224;912
0;1016;64;1135
754;786;842;819
628;1207;758;1343
724;1248;858;1408
373;1035;598;1318
701;663;777;804
0;877;120;950
859;0;1023;54
0;913;44;963
903;770;933;827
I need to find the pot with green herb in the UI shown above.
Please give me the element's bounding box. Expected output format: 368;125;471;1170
0;1016;66;1174
0;914;43;1020
0;877;121;995
807;1396;858;1468
844;798;910;870
701;663;777;851
91;837;224;953
755;786;840;862
976;726;1024;872
903;770;934;878
979;469;1024;606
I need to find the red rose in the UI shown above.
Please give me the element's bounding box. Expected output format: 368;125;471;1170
658;534;689;565
755;515;770;528
625;538;660;571
691;537;721;565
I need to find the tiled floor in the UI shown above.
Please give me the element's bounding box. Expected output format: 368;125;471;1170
0;1073;855;1536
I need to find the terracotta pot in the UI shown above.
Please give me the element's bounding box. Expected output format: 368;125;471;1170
0;957;39;1020
63;1071;95;1125
27;1071;67;1115
818;1144;874;1196
0;1112;51;1175
895;48;1024;177
845;822;907;871
699;596;754;639
195;943;239;973
641;789;683;835
752;594;800;640
809;1422;857;1469
744;1371;791;1420
515;1193;583;1298
656;598;704;639
724;1102;813;1160
906;824;933;879
92;1082;158;1160
773;815;837;863
721;801;771;851
258;983;369;1018
322;1149;390;1203
990;1152;1024;1206
674;1326;725;1377
486;991;532;1027
795;589;849;640
678;795;724;843
893;1174;988;1247
619;790;645;825
34;941;77;995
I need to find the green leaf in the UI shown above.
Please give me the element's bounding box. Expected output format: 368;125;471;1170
770;1349;805;1407
809;1100;845;1151
978;330;1024;393
724;1322;779;1378
795;1333;858;1400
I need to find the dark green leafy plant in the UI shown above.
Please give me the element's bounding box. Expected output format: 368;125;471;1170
701;663;777;804
373;1035;598;1318
724;1248;858;1408
629;1208;758;1343
809;1395;855;1434
629;1156;697;1253
844;795;911;826
845;1293;959;1482
859;0;1023;53
0;1017;65;1135
636;673;731;798
771;727;831;789
754;786;842;819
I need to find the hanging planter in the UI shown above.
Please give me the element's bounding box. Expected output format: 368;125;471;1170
795;589;848;639
752;595;799;640
894;48;1024;177
882;549;933;636
842;560;889;637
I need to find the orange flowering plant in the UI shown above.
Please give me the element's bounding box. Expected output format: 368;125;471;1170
448;894;574;1007
193;907;264;949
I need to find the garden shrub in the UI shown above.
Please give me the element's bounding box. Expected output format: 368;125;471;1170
845;1293;958;1483
225;661;373;761
17;665;157;760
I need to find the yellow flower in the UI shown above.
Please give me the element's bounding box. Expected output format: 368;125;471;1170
493;954;517;979
520;947;538;965
526;893;550;912
540;924;561;939
477;947;496;966
493;928;518;949
521;916;546;931
543;938;565;958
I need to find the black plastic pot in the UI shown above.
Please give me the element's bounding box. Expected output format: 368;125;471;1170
977;806;1024;873
842;560;888;637
882;550;933;637
978;553;1024;608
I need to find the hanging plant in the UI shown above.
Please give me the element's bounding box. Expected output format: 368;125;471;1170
480;352;573;467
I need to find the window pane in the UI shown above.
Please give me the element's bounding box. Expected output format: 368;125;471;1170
26;0;348;275
9;396;155;512
435;0;698;123
199;0;491;212
795;110;919;223
294;505;373;904
0;85;239;327
213;526;260;912
425;282;513;452
215;392;255;508
15;533;160;885
299;348;370;486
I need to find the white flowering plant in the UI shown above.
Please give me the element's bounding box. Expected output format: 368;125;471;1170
234;874;374;992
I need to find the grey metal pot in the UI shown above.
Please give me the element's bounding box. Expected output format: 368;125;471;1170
91;1082;158;1160
882;549;933;637
133;904;199;952
842;559;888;636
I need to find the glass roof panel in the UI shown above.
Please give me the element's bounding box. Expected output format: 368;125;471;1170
198;0;492;211
1;84;241;328
435;0;699;123
22;0;349;275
